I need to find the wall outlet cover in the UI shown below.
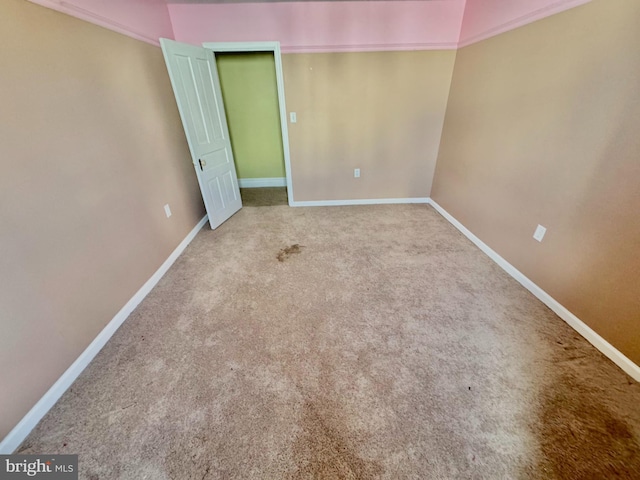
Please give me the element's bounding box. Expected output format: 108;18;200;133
533;224;546;242
354;168;361;178
290;112;297;123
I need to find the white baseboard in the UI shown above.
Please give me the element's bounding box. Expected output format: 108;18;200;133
0;215;209;454
4;200;637;453
291;197;430;207
238;177;286;188
427;198;640;382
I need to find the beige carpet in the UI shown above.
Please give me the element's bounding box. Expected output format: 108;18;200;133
18;205;640;479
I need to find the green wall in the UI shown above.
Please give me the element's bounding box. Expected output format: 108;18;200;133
216;52;285;179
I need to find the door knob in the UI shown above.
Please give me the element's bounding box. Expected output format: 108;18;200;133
199;159;206;170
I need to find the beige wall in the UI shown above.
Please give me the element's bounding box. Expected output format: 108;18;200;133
282;51;456;202
0;0;205;440
432;0;640;364
4;0;638;446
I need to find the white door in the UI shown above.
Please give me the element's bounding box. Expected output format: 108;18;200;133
160;38;242;229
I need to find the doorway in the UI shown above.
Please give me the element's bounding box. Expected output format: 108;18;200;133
203;42;294;207
216;52;287;207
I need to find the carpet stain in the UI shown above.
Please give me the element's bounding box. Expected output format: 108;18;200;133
277;244;304;262
535;371;640;478
290;399;383;480
17;205;640;478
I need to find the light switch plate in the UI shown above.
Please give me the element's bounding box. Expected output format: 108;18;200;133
164;204;172;218
354;168;361;178
533;224;546;242
290;112;297;123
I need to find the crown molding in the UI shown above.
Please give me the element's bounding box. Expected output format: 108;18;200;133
281;42;459;54
458;0;592;48
27;0;161;46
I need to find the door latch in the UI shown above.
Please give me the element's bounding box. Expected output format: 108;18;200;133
198;159;206;171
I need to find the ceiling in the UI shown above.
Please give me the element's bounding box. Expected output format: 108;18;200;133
165;0;448;3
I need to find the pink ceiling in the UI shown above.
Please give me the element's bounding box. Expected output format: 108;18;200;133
27;0;594;50
168;1;465;52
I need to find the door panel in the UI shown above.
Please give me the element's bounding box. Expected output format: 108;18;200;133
194;60;225;142
207;178;225;211
176;55;210;145
160;39;241;229
221;172;238;203
202;149;230;170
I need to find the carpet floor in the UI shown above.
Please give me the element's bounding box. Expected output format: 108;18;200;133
240;187;288;207
19;205;640;479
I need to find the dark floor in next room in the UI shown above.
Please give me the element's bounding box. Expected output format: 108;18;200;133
240;187;288;207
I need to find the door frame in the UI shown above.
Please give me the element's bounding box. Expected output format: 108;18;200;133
202;41;294;206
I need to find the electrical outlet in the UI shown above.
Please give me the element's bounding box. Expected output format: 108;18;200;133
164;204;172;218
354;168;361;178
290;112;297;123
533;224;546;242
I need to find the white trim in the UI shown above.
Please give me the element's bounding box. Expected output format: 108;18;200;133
427;199;640;382
26;0;592;52
203;42;279;52
202;42;458;55
202;42;295;207
0;215;209;454
26;0;161;46
458;0;593;48
3;199;637;453
280;42;459;53
291;198;430;207
238;177;286;188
